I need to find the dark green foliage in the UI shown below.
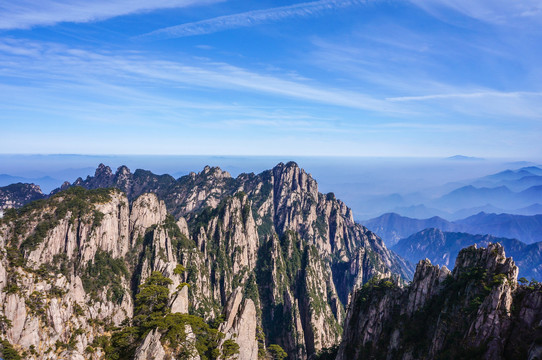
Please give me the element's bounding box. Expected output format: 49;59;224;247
20;214;58;252
53;186;113;221
353;277;399;314
315;345;339;360
173;264;186;275
5;246;24;268
81;250;129;304
3;272;21;295
161;313;223;360
26;291;46;318
3;187;115;271
0;315;13;332
107;326;139;360
243;273;260;307
92;210;105;227
49;286;66;298
267;344;287;360
133;271;173;332
97;271;225;360
36;253;72;279
222;339;240;359
280;231;303;281
0;339;21;360
73;302;85;316
164;214;196;253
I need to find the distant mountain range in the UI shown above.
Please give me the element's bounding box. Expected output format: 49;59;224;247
391;228;542;280
363;212;542;246
433;183;542;213
372;166;542;220
0;174;62;194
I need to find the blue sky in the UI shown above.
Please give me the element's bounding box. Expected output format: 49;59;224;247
1;0;541;158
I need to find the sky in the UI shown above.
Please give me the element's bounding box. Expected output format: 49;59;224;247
1;0;541;158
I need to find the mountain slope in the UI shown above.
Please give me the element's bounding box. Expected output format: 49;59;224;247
337;243;542;360
0;162;412;359
0;183;46;212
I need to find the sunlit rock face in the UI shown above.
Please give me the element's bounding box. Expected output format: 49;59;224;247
0;162;413;359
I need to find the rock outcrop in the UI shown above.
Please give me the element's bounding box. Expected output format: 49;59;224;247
337;243;542;360
0;162;414;359
0;183;45;212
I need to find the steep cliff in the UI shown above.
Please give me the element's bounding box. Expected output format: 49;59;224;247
65;162;412;357
0;162;413;359
337;243;542;360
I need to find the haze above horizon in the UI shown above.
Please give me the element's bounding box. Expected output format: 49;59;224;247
1;0;541;157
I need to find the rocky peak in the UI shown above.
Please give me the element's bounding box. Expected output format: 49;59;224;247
115;165;132;183
202;165;231;179
453;243;518;284
272;161;317;196
95;163;113;179
337;243;539;360
405;259;450;315
0;162;417;360
0;183;46;210
116;165;131;175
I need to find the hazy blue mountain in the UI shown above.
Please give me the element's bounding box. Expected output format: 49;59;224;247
449;204;507;220
435;185;516;211
520;166;542;176
445;155;485;161
362;213;456;246
432;181;542;214
471;174;542;192
389;204;451;219
519;185;542;200
364;212;542;245
455;212;542;244
392;228;542;280
484;169;537;182
516;203;542;215
0;174;62;193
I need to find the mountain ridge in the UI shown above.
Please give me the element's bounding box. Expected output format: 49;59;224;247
337;243;542;360
363;211;542;246
0;162;412;359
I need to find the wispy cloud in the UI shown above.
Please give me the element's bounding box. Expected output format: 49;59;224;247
409;0;542;25
387;91;542;102
140;0;368;39
0;38;402;114
0;0;223;30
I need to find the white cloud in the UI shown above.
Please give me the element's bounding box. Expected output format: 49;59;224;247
140;0;368;39
0;0;223;30
409;0;542;24
387;91;542;102
0;38;401;114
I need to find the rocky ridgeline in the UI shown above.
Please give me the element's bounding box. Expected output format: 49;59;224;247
0;183;45;213
0;162;412;359
337;243;542;360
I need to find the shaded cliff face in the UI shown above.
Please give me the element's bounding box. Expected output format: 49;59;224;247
337;243;542;360
0;162;412;359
